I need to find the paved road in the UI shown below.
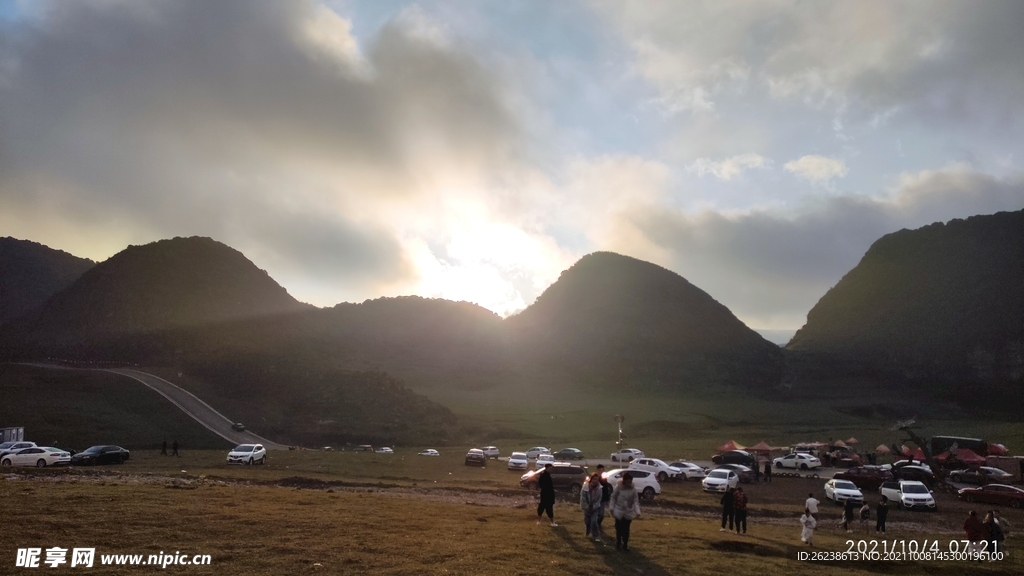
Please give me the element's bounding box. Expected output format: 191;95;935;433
102;368;288;450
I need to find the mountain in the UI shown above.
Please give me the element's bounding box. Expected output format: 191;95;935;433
787;210;1024;397
11;236;309;351
506;252;785;388
0;237;94;325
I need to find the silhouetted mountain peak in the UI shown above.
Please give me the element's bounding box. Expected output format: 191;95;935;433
0;237;95;324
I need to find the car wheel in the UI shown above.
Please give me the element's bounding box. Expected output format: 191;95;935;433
248;457;253;465
775;461;783;468
259;457;266;465
1;459;10;466
642;487;655;500
36;459;46;468
800;463;808;470
657;472;668;482
570;483;582;497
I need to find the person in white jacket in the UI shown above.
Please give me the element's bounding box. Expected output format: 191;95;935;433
800;508;817;546
610;472;642;552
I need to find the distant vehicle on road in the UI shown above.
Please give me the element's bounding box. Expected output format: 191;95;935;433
375;447;394;454
668;461;708;480
712;450;756;467
610;448;644;463
417;449;440;457
465;449;486;466
227;444;266;465
773;453;822;470
552;448;585;460
629;458;682;482
958;484;1024;507
1;447;70;467
231;422;246;432
507;452;529;470
72;445;130;466
892;465;936;487
949;466;1014;485
481;446;500;459
521;464;588;496
603;468;660;500
353;445;374;452
824;479;863;505
702;469;739;493
715;464;756;483
525;447;551;459
535;453;556;469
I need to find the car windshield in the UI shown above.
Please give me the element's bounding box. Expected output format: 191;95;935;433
511;453;526;459
710;470;728;479
83;446;105;453
835;481;857;490
0;442;14;449
903;484;929;494
234;445;255;452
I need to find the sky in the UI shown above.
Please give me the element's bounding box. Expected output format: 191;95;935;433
1;0;1022;338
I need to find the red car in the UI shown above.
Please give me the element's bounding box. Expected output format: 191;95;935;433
832;466;893;491
958;484;1024;508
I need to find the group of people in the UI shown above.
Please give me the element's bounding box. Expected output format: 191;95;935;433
719;487;749;534
534;463;642;551
963;509;1009;560
160;439;179;456
799;492;889;546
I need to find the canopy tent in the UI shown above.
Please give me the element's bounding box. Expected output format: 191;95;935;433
747;441;780;453
988;443;1009;456
716;440;745;452
832;440;847;448
845;437;859;445
875;444;891;454
935;448;987;465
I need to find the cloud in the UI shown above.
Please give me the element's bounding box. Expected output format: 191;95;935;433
596;166;1024;330
784;155;848;184
687;153;769;181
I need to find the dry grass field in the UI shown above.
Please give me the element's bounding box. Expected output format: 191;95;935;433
3;450;1023;575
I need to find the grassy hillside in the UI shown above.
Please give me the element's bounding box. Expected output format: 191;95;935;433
0;364;227;451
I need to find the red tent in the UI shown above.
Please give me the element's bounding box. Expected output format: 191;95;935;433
716;440;745;452
875;444;891;454
901;445;926;461
988;443;1009;456
747;441;778;453
935;448;986;465
833;440;847;448
845;437;859;445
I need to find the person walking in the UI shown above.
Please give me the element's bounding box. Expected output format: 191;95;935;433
805;493;819;517
753;460;761;482
171;440;179;457
763;461;772;482
876;497;889;534
580;473;604;542
964;510;987;562
536;463;557;527
610;472;641;552
985;511;1005;558
595;464;612;532
800;508;817;546
859;502;871;534
734;487;748;534
720;487;735;532
842;498;856;533
160;439;168;456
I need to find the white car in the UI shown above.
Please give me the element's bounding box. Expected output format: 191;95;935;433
535;453;556;469
0;441;37;458
507;452;529;470
629;458;683;482
824;479;864;505
0;446;70;467
669;461;707;480
603;468;661;500
525;447;551;459
610;448;645;462
227;444;267;465
880;480;936;511
481;446;499;459
417;449;440;456
375;447;394;454
702;469;739;492
773;453;822;470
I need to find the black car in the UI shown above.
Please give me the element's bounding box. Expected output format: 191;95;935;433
715;464;756;483
893;465;937;487
950;467;1014;485
465;449;486;466
72;445;130;465
520;464;588;496
712;450;756;467
552;448;585;460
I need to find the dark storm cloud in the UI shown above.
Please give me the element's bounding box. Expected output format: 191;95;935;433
629;169;1024;327
0;0;522;300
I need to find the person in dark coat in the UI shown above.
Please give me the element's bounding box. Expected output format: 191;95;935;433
720;487;735;531
171;440;179;457
876;497;889;534
763;461;772;482
536;464;557;527
753;460;761;482
733;487;748;534
595;464;612;530
964;510;987;561
160;439;168;456
985;511;1005;556
842;498;856;533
